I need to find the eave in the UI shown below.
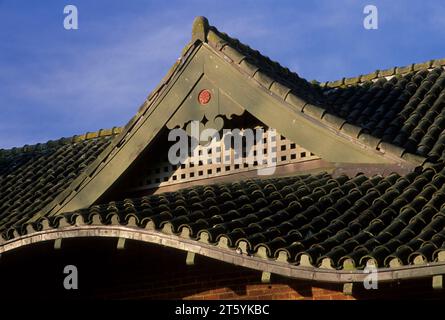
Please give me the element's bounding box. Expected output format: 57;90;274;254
1;225;444;286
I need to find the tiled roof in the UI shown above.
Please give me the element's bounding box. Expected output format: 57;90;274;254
205;25;324;107
322;64;445;161
2;17;445;284
0;128;121;234
202;17;445;163
6;164;445;273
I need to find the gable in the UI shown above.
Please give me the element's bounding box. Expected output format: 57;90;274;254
97;113;325;201
30;17;419;219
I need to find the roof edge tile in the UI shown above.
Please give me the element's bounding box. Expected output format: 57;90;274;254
324;58;445;89
0;127;122;159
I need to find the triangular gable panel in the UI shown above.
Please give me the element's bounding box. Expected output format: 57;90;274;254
95;113;326;201
30;17;409;219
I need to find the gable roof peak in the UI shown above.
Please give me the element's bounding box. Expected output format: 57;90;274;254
192;16;209;42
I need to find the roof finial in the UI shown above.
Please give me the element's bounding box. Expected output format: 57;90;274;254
192;16;209;42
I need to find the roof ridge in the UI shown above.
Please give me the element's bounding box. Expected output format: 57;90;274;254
319;57;445;89
194;16;445;93
193;17;425;165
0;126;122;158
193;17;324;106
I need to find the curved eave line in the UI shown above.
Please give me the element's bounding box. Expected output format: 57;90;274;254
1;225;444;284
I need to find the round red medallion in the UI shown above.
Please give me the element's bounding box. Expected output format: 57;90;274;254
198;89;211;105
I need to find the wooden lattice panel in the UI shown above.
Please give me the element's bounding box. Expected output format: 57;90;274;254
132;129;319;190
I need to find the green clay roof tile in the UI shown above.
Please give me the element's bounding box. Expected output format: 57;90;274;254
5;164;445;273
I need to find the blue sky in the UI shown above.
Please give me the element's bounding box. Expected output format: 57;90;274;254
1;0;445;148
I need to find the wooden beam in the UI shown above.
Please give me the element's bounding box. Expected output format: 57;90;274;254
39;44;204;217
6;212;445;285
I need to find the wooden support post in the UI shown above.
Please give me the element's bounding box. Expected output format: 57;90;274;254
117;237;126;250
343;283;353;295
433;275;443;290
261;271;271;283
54;238;62;250
186;252;195;266
433;251;445;290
